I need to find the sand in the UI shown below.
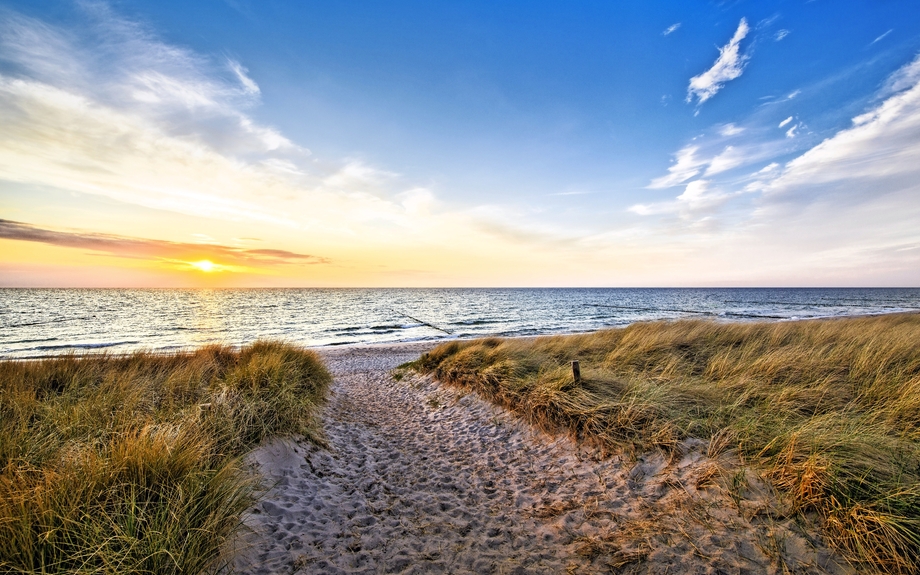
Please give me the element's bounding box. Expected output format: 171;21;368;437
226;342;853;574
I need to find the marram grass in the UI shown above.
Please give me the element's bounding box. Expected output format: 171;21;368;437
408;313;920;573
0;341;331;574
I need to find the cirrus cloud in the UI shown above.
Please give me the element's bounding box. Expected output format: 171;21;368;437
687;18;750;106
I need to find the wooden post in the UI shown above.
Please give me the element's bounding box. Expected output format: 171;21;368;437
571;360;581;384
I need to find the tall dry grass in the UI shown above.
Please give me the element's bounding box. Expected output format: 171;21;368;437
0;341;330;574
410;314;920;573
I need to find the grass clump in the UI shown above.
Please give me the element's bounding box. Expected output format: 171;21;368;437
409;314;920;573
0;341;331;574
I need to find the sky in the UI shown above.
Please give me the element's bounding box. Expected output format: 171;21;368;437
2;0;920;287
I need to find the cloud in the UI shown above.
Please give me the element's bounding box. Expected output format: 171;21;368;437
719;123;745;136
1;5;617;289
704;146;745;175
774;29;790;41
757;89;801;108
649;137;783;191
647;145;708;188
778;116;793;128
627;52;920;285
870;29;893;46
227;59;260;95
0;219;329;267
718;53;920;282
764;55;920;192
881;55;920;95
785;124;798;138
222;0;255;20
631;179;735;218
663;23;681;36
676;179;717;204
687;18;750;105
0;6;478;252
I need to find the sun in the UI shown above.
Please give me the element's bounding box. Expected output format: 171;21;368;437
191;260;216;272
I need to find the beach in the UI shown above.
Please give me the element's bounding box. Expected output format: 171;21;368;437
227;341;851;574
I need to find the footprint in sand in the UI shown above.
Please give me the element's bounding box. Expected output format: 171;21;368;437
227;343;851;575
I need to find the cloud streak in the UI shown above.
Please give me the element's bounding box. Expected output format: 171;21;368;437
663;23;681;36
687;18;750;105
870;29;893;46
0;219;329;267
647;145;707;188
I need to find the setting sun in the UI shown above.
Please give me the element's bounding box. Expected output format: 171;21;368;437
3;3;920;573
192;260;217;273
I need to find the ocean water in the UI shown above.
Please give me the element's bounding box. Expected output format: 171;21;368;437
1;288;919;359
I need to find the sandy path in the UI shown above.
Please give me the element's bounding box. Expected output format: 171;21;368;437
228;343;851;575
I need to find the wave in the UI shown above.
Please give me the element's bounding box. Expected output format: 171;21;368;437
2;337;59;345
8;315;97;328
23;341;141;352
452;319;499;326
4;288;919;359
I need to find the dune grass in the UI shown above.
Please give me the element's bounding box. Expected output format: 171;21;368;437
0;341;331;575
408;313;920;573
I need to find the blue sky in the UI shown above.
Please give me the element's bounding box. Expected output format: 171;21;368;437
2;1;920;286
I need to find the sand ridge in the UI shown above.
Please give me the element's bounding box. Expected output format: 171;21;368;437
227;343;851;574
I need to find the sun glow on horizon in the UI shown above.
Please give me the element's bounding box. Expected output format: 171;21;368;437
191;260;217;273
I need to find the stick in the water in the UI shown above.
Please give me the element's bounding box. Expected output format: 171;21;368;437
391;308;452;335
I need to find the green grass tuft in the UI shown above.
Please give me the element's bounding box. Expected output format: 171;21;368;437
0;341;331;574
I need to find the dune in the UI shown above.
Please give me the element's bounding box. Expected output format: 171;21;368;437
228;341;851;574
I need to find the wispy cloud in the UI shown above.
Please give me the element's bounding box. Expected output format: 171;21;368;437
704;146;745;175
758;89;801;107
0;219;329;267
0;5;633;288
693;54;920;281
881;55;920;95
0;6;497;256
719;123;745;136
687;18;750;106
643;50;920;221
222;0;255;20
648;137;784;194
227;60;260;95
663;23;681;36
631;179;736;219
870;29;893;46
647;145;707;188
763;53;920;193
774;29;790;41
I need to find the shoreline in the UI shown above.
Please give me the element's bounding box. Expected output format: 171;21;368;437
4;308;919;362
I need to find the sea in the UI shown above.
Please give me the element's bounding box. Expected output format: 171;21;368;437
2;288;919;360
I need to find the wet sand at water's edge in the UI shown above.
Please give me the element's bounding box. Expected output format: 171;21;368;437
228;342;851;574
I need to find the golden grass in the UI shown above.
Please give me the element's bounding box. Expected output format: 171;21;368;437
0;341;331;574
408;313;920;573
